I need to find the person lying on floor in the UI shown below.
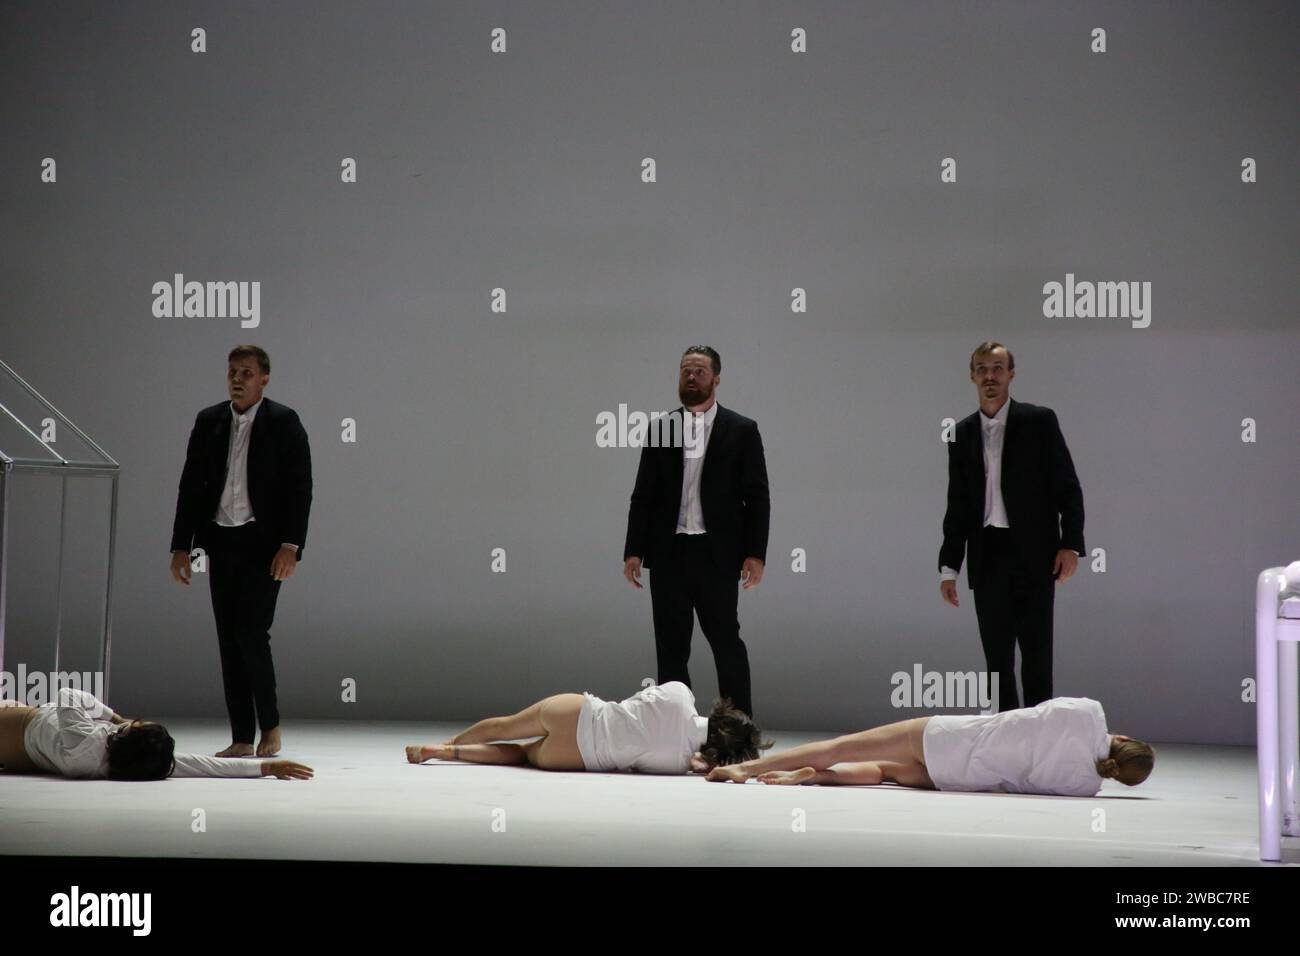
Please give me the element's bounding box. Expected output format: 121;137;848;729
406;680;772;773
0;688;313;781
705;697;1153;797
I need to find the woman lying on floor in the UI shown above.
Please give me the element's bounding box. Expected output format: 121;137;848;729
706;697;1153;797
407;680;771;773
0;688;313;781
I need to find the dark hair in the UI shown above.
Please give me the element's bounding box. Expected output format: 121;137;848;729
681;346;721;376
1096;737;1155;786
699;698;773;769
105;723;177;781
969;341;1014;374
228;345;271;376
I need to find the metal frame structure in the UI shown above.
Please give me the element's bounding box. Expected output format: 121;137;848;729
1256;559;1300;861
0;358;119;698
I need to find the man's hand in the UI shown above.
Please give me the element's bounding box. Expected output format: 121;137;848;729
688;752;710;774
740;557;764;590
1053;549;1078;583
261;760;314;780
271;546;298;582
169;551;192;586
623;556;644;589
940;580;959;607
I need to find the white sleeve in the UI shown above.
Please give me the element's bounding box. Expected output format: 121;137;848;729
658;681;696;710
170;752;266;778
54;689;106;754
56;687;116;722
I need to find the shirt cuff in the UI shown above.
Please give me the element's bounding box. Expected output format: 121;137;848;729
939;567;959;583
281;543;299;552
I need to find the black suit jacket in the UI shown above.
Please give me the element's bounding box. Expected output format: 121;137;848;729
939;398;1084;590
170;396;313;559
623;404;770;574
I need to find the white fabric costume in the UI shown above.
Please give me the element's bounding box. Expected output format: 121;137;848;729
921;697;1111;796
575;681;709;774
23;688;264;779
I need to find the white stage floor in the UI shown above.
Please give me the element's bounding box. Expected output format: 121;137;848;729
0;721;1291;866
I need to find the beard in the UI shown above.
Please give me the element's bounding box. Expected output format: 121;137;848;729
679;380;713;406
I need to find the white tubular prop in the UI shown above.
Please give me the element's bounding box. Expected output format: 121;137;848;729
1257;560;1300;861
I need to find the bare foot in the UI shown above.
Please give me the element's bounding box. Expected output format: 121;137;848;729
216;743;255;758
403;743;454;764
405;743;436;764
757;767;817;786
706;764;752;784
256;727;281;757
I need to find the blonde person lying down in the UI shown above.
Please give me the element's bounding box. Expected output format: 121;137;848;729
706;697;1153;796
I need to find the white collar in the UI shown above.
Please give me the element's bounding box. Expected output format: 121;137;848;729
980;398;1009;427
231;396;264;423
685;401;719;425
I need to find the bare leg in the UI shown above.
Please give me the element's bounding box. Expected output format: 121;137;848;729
709;717;932;782
449;694;581;745
758;759;935;789
520;697;585;771
407;743;529;765
408;694;586;770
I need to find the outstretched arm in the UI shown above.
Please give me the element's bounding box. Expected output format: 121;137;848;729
171;753;313;779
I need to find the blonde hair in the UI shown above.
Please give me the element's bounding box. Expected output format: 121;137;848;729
969;341;1014;373
1096;737;1154;786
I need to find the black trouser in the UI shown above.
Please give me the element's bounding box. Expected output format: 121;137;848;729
648;532;753;717
972;526;1055;712
205;521;282;743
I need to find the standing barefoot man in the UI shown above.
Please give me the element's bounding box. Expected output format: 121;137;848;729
170;345;312;758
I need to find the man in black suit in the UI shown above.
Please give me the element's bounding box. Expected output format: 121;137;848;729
938;341;1084;712
169;345;312;757
623;346;770;718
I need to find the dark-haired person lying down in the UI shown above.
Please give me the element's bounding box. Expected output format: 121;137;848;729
706;697;1153;797
0;688;312;781
407;681;772;773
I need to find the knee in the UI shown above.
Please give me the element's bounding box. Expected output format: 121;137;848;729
829;736;861;765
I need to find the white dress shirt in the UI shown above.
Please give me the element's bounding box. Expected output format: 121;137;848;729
206;397;297;553
22;688;264;779
676;401;718;534
920;697;1111;796
940;399;1010;582
214;397;262;527
574;681;710;774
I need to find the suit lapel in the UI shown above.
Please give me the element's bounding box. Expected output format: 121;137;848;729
701;404;727;476
670;406;685;489
214;401;233;480
972;398;1015;503
247;397;272;489
1001;398;1019;496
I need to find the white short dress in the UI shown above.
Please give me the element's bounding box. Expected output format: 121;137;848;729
24;688;265;779
575;681;709;774
921;697;1111;796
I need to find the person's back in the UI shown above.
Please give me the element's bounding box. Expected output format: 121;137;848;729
23;688;116;778
578;681;708;774
923;697;1109;796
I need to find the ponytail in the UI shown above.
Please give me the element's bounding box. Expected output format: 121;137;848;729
1099;738;1155;786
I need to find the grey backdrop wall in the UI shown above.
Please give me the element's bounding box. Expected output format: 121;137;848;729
1;0;1296;744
